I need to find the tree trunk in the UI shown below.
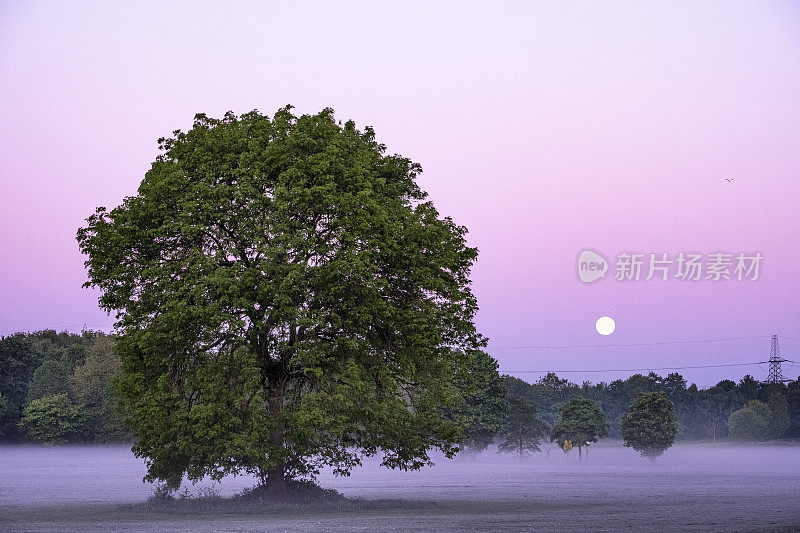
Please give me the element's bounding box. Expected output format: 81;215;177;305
578;445;582;462
265;463;286;499
265;378;287;499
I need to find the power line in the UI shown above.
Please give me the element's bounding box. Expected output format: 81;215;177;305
497;335;799;375
500;361;769;374
489;335;771;350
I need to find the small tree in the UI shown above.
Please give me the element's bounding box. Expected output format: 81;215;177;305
550;397;608;461
498;397;548;457
728;400;771;440
621;392;678;460
19;394;85;444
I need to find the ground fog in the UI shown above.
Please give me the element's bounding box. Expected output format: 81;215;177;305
1;441;798;532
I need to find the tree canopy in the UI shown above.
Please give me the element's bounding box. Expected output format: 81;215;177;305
728;400;772;440
0;330;112;441
550;397;608;459
77;107;488;496
621;391;678;459
497;397;547;457
767;393;789;439
19;393;85;444
450;350;508;452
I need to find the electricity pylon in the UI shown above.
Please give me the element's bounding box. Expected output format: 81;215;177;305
762;335;790;384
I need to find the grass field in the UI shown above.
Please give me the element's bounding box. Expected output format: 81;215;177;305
2;441;799;532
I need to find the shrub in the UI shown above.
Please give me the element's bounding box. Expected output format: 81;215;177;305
18;393;85;443
728;400;771;441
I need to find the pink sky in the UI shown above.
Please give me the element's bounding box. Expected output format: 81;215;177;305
1;1;799;386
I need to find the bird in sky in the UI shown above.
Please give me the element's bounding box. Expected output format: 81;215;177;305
725;178;734;182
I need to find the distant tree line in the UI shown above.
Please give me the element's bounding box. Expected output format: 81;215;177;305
497;371;800;449
0;330;129;443
2;331;798;449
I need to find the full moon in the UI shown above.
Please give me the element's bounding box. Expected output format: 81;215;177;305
595;316;616;335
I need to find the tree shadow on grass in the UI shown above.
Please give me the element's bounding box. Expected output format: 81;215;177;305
134;480;439;516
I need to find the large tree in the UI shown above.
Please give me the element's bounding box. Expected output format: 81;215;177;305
450;351;508;453
77;107;488;497
621;391;678;460
550;397;608;461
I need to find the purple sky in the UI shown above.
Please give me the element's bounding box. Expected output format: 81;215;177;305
1;2;799;386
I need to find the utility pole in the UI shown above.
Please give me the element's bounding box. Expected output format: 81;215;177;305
762;335;790;384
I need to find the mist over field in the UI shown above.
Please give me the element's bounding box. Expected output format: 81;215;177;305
2;442;799;532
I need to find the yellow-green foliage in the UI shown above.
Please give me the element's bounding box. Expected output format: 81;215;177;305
19;393;85;444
